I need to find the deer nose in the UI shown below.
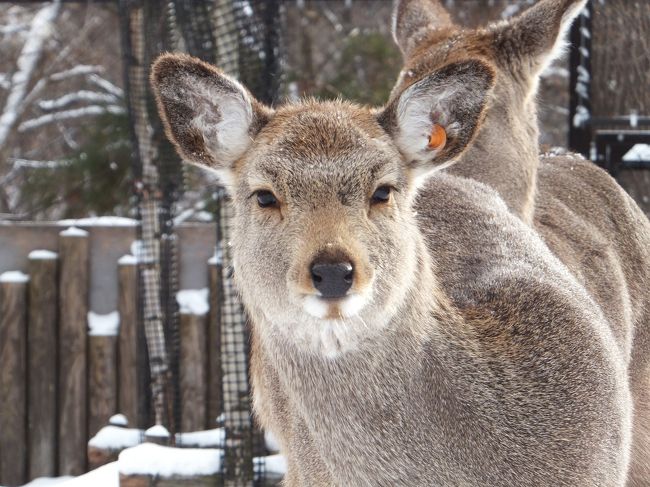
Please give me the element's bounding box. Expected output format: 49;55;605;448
310;261;354;299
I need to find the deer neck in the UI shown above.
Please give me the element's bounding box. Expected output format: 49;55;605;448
448;94;540;224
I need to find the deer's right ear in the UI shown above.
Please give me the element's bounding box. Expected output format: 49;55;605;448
378;60;495;182
151;54;271;187
392;0;455;59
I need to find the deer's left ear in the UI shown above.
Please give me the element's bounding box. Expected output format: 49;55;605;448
378;60;495;179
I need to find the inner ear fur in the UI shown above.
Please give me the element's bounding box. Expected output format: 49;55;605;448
150;53;272;175
378;59;495;172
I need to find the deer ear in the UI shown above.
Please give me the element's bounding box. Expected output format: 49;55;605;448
392;0;455;59
150;53;271;188
492;0;588;76
379;60;494;181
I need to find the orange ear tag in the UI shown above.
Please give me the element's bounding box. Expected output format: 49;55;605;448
428;124;447;151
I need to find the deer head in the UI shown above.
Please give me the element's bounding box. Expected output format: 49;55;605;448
151;53;494;356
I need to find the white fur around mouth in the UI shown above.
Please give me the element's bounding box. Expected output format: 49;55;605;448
303;293;368;319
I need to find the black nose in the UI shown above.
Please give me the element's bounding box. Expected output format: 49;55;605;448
310;261;354;299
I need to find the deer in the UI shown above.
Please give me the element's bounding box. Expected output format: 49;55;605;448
392;0;650;484
151;47;645;485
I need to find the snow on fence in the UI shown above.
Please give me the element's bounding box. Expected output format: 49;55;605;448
0;227;224;487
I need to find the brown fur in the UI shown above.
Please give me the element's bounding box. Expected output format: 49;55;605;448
392;1;650;484
151;44;645;484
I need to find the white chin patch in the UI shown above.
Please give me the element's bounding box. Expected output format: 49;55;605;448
302;294;368;319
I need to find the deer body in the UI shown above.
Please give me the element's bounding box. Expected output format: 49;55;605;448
392;1;650;483
151;1;646;477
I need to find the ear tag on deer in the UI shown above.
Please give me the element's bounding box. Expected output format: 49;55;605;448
428;124;447;151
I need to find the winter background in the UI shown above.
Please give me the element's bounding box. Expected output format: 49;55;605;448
0;0;648;486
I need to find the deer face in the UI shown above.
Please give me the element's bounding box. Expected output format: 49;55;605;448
151;54;493;356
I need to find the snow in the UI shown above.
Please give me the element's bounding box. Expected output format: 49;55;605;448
264;454;287;475
58;462;118;487
176;288;210;315
265;431;281;453
19;105;125;132
28;249;57;260
21;476;73;487
0;270;29;283
109;414;129;427
118;443;222;477
573;105;590;128
118;254;137;265
623;144;650;162
88;426;141;450
59;216;137;227
207;246;223;265
50;65;103;82
144;425;170;438
88;311;120;336
60;226;88;237
176;428;225;448
38;91;118;111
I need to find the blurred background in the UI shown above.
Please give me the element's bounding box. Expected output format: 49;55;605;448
0;1;648;486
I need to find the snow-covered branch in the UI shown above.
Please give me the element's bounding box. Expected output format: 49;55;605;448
38;90;119;111
18;105;125;132
9;158;73;169
50;64;104;82
88;74;124;98
0;1;61;148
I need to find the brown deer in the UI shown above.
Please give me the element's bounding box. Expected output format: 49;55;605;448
392;1;650;484
151;49;646;485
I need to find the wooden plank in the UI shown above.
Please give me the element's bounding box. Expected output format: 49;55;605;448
207;260;223;427
179;311;208;432
117;256;148;428
0;271;29;486
58;227;90;476
27;251;59;479
89;334;118;438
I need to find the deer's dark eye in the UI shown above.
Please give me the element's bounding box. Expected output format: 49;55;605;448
256;190;279;208
371;185;392;204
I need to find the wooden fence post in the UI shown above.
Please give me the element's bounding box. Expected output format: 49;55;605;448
58;227;89;476
178;289;209;433
117;255;148;428
89;311;119;438
207;257;223;427
0;271;29;486
27;251;59;479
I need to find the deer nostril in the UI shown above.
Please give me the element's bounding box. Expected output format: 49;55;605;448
310;261;354;299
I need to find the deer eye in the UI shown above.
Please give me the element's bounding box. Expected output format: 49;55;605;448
371;185;392;204
256;190;279;208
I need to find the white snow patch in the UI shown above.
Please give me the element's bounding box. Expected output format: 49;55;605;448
0;270;29;283
145;425;170;438
176;288;210;315
176;428;225;448
623;144;650;162
21;477;73;487
60;226;88;237
264;454;287;475
28;249;57;260
118;254;137;265
58;462;118;487
88;311;120;336
58;216;137;227
109;413;129;427
118;443;221;477
207;246;223;265
265;431;281;452
88;426;142;450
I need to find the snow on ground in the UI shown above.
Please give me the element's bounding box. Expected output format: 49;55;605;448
118;443;222;477
88;311;120;336
623;144;650;162
57;216;137;227
59;463;118;487
88;426;142;450
19;477;73;487
59;226;88;238
176;288;210;315
28;249;57;260
0;270;29;283
117;254;136;265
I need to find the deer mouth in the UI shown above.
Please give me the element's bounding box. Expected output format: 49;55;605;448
302;293;368;320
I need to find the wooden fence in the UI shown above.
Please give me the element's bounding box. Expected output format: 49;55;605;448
0;227;222;487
